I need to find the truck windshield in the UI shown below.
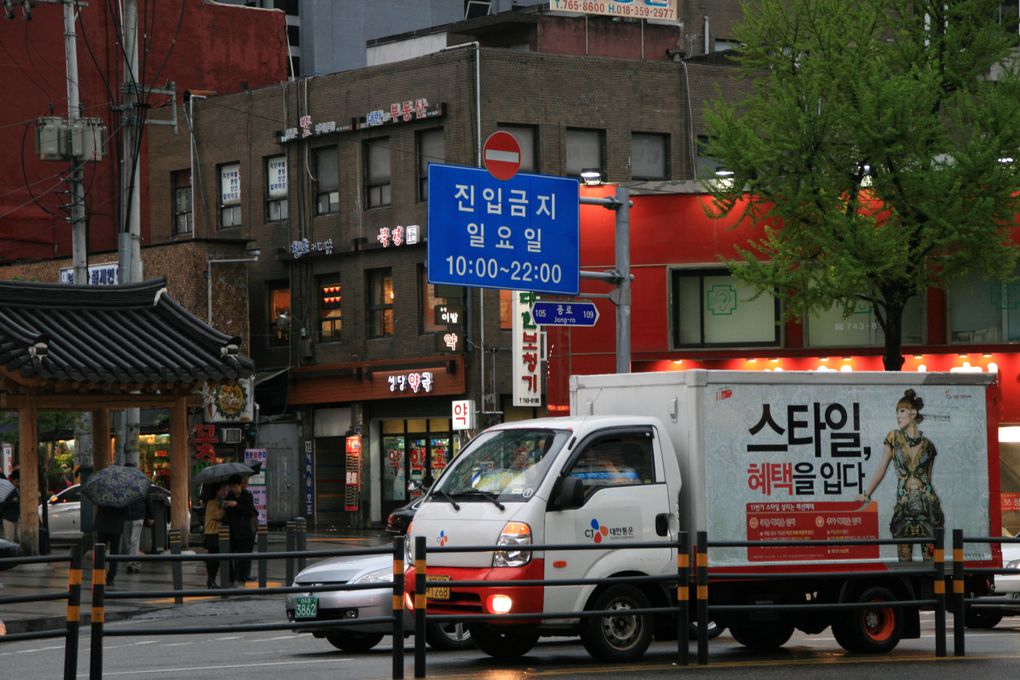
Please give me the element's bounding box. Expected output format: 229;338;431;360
434;428;567;502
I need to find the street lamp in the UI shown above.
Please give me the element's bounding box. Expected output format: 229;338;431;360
207;248;261;324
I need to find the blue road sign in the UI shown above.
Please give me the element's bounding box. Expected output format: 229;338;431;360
427;163;580;295
531;301;600;327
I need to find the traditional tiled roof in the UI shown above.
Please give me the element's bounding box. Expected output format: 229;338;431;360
0;278;254;387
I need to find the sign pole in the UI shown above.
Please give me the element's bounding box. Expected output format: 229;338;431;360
615;186;630;374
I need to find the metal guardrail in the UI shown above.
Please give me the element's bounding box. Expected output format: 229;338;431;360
0;545;82;680
2;525;1009;679
952;530;1020;657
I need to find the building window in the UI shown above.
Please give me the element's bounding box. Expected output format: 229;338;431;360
497;124;538;172
314;146;339;215
268;283;291;346
318;277;342;341
265;155;288;222
368;268;394;337
806;300;923;348
417;128;445;201
696;135;727;180
500;289;513;330
419;266;448;333
218;162;241;228
672;269;780;347
365;138;391;208
631;132;669;180
566;128;604;178
172;170;192;235
947;269;1020;343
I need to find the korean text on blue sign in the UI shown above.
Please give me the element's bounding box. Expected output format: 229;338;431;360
427;164;580;295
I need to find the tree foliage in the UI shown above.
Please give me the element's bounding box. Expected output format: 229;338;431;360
704;0;1020;369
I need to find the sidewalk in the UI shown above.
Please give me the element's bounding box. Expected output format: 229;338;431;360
0;529;393;636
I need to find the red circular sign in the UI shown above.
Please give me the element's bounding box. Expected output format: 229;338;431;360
482;131;522;181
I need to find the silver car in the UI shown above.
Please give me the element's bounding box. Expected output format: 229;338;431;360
39;483;175;543
285;551;472;652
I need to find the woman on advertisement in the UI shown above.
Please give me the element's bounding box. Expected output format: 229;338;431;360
859;389;944;561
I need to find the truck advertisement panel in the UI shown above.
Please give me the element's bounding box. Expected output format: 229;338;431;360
702;380;992;565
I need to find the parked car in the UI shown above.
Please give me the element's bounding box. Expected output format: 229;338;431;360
385;495;424;535
38;483;174;544
966;532;1020;629
285;551;473;652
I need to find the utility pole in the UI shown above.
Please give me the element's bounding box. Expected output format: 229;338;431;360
118;0;141;465
580;185;632;373
62;0;86;284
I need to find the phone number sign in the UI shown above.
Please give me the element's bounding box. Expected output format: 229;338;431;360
427;163;579;295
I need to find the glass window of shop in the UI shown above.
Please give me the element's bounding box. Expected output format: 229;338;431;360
381;418;459;514
947;269;1020;344
807;298;923;347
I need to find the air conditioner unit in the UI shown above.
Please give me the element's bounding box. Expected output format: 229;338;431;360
222;427;242;444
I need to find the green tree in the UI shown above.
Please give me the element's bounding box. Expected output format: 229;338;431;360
705;0;1020;369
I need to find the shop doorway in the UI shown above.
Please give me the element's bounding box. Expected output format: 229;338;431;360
381;418;458;518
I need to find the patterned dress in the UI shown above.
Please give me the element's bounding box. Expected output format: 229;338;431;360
885;429;944;542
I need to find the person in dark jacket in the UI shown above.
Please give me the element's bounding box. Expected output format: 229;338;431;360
93;504;127;587
224;475;257;585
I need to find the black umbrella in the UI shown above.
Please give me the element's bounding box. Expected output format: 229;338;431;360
81;465;150;508
192;462;256;486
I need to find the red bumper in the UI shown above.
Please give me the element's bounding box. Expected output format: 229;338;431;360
405;559;545;619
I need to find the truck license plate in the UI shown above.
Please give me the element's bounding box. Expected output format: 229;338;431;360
426;575;450;600
295;596;318;619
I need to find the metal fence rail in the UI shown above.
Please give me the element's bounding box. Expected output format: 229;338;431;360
0;546;82;680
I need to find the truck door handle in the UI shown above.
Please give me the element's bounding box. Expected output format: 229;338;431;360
655;513;669;536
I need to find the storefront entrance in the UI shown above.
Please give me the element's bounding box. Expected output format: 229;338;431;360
381;418;459;517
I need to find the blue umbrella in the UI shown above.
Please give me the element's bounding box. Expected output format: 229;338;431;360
81;465;150;508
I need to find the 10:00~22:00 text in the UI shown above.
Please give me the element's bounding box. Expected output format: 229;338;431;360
445;256;563;284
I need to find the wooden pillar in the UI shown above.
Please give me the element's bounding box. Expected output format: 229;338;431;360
91;408;111;470
18;401;38;555
170;397;189;545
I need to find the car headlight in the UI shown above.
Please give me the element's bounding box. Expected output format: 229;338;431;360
492;521;532;568
351;567;394;585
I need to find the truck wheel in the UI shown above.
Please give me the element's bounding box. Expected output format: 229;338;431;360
325;631;384;652
426;621;474;650
729;622;794;651
467;623;539;659
688;619;725;640
964;609;1003;629
579;585;654;662
833;586;902;653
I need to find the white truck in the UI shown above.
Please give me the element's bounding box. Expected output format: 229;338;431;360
407;370;1000;661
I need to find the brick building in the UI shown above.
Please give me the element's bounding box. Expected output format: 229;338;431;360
143;6;746;528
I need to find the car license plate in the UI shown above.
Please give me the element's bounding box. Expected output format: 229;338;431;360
426;574;450;600
295;596;318;619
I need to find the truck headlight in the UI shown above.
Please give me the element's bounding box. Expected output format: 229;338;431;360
493;521;532;567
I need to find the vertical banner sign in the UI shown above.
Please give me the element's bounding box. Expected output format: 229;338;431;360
304;440;314;517
244;448;268;525
513;291;544;407
1;442;11;477
266;156;288;198
452;399;476;431
344;435;362;512
220;163;241;205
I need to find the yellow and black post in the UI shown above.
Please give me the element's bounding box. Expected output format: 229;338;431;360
257;523;269;588
62;545;82;680
169;528;183;604
89;543;107;680
952;529;965;656
392;536;405;680
414;535;427;679
696;530;709;665
219;526;231;589
933;528;946;657
675;531;689;666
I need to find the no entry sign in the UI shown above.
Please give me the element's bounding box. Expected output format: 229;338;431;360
482;131;521;181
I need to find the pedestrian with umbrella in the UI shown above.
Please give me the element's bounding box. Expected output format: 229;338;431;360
82;464;151;587
201;481;228;588
192;461;256;486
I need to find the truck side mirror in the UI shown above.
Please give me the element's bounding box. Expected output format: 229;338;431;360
551;476;585;511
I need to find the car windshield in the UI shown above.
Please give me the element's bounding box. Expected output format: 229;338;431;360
434;427;567;502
